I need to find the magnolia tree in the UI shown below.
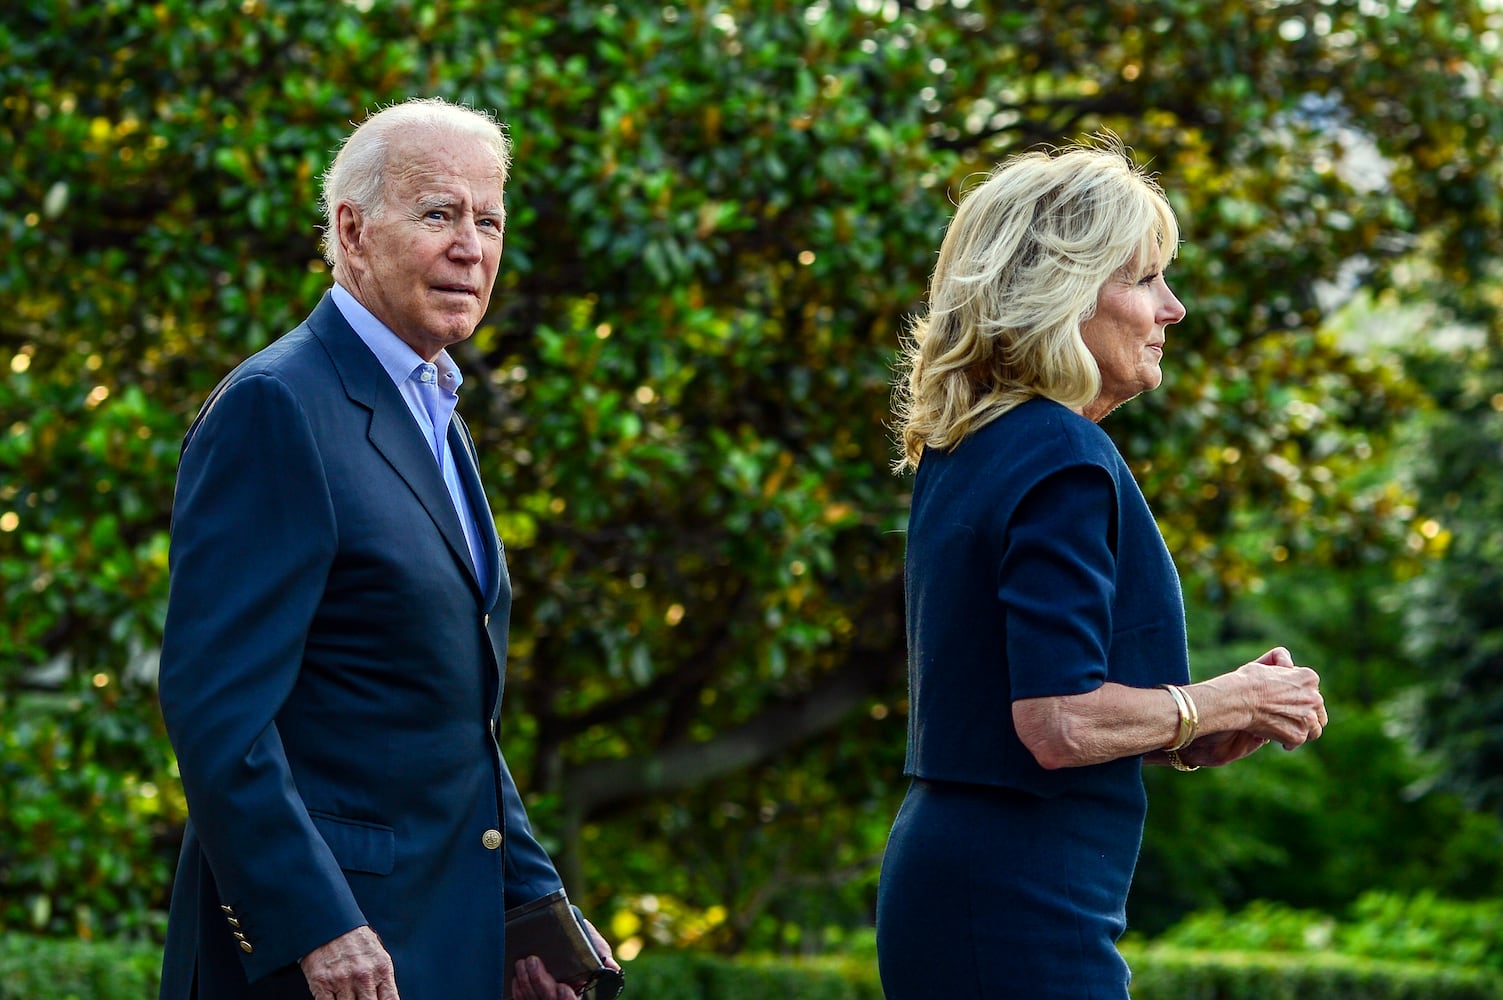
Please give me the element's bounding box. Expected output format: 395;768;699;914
2;0;1501;948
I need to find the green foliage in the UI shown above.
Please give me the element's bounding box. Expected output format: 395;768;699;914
0;689;177;939
587;709;902;954
1153;891;1503;974
1123;945;1503;1000
6;933;1499;1000
1132;593;1503;934
1398;332;1503;814
680;953;884;1000
4;0;1503;958
0;935;159;1000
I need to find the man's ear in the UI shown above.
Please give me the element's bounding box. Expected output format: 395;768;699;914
336;202;364;260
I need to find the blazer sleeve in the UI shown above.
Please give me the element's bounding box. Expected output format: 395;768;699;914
498;753;568;910
158;372;366;978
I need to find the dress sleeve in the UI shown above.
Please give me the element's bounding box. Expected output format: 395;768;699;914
998;463;1118;701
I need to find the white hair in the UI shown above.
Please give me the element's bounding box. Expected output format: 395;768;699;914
318;97;512;269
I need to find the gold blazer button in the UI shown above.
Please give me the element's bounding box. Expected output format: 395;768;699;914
239;940;254;954
482;828;503;850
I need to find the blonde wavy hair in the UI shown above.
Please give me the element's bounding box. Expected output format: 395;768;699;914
892;136;1179;472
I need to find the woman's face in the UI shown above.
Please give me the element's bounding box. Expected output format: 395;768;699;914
1079;266;1186;421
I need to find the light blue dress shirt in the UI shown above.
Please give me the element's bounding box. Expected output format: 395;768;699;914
330;283;490;583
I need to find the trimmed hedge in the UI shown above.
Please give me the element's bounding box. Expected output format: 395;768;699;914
1154;892;1503;973
1121;944;1503;1000
0;937;159;1000
625;950;883;999
3;935;1500;1000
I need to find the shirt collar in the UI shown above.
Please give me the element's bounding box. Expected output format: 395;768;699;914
331;282;463;393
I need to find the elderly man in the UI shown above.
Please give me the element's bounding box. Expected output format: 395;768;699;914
158;97;616;1000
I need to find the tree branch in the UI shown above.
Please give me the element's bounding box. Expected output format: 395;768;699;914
565;661;871;818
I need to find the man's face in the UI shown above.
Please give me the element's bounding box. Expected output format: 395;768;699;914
338;132;505;361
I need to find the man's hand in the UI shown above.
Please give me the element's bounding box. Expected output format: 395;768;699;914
582;918;621;979
509;956;575;1000
300;925;400;1000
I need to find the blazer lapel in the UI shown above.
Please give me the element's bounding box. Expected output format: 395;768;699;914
450;415;505;608
306;294;482;598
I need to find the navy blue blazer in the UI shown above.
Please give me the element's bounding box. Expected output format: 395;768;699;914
157;294;563;999
903;397;1190;797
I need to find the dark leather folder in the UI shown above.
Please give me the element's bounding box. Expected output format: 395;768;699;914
502;888;624;998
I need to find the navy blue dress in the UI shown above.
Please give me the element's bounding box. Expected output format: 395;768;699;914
876;398;1189;999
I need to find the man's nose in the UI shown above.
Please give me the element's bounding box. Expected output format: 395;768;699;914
449;218;483;260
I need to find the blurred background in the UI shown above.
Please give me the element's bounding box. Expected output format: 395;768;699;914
3;0;1502;996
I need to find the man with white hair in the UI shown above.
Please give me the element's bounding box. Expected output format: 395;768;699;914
158;97;616;1000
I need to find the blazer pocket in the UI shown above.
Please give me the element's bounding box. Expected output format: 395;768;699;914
309;810;395;876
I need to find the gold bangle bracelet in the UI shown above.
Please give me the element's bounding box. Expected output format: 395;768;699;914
1179;684;1200;744
1160;683;1197;750
1165;747;1200;772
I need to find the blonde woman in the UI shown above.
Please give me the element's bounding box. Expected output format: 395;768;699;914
875;139;1328;998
